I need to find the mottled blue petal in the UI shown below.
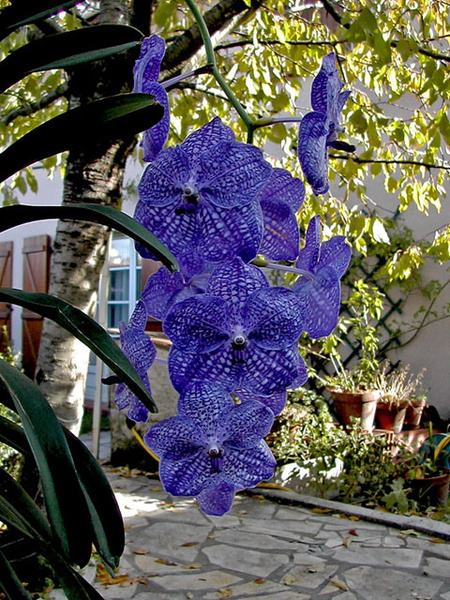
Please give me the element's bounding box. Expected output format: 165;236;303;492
259;167;305;212
164;295;231;353
237;388;287;416
137;146;189;207
134;199;200;259
241;343;307;395
114;300;155;422
198;199;263;263
196;476;236;516
318;236;352;278
180;116;235;162
141;267;185;320
298;111;329;196
133;35;166;89
168;344;241;394
140;82;170;161
159;452;211;496
295;265;341;338
207;257;268;318
311;52;343;115
144;416;206;458
178;381;233;433
259;198;300;262
217;402;274;448
296;215;321;272
223;440;276;488
197;142;272;209
244;287;303;350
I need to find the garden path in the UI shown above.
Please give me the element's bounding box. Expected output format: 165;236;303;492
68;432;450;600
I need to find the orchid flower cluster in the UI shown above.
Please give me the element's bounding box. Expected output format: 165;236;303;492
115;37;353;515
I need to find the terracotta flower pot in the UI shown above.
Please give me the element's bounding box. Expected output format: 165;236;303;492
375;402;407;434
329;390;379;431
404;398;427;430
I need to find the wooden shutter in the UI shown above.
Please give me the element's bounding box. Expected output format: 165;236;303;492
0;241;13;353
140;258;163;332
22;235;51;378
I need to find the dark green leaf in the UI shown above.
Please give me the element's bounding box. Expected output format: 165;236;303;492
0;360;93;566
65;429;124;572
0;203;178;272
0;1;80;40
0;414;32;457
0;466;52;543
52;559;107;600
0;25;143;94
0;290;157;413
0;93;164;183
0;549;34;600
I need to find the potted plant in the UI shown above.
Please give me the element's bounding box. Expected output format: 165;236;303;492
324;357;381;431
374;364;427;434
320;281;384;431
403;426;450;507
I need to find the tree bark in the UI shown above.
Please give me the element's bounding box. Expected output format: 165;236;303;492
35;0;255;434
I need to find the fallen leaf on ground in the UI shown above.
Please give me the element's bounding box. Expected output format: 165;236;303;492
254;578;266;584
331;578;348;591
343;537;352;548
155;558;177;566
181;542;199;547
311;508;332;514
181;564;202;570
216;589;233;598
133;549;149;555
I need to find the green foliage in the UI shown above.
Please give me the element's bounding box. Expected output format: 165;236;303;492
270;389;420;513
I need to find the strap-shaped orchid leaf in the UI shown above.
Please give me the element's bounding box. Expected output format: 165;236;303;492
0;549;34;600
0;1;80;41
0;360;93;567
0;289;157;413
0;413;124;574
0;414;32;457
64;429;125;573
0;203;178;272
0;24;143;94
0;466;52;543
0;93;164;183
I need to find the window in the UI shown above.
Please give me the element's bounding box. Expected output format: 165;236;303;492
107;235;142;331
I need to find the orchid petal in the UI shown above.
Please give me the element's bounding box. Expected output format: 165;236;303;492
198;199;263;263
178;381;233;433
217;401;274;447
164;295;230;353
198;142;272;209
140;82;170;161
180;116;235;162
318;236;352;278
223;441;276;488
298;112;329;196
259;198;300;262
133;35;166;89
137;146;189;208
196;477;236;516
244;287;303;350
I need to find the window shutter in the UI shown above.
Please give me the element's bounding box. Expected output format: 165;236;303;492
22;235;51;378
0;241;13;353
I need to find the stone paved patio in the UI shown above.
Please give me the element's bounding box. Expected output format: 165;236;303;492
52;432;450;600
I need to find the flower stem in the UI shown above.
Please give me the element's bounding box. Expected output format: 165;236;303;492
184;0;254;138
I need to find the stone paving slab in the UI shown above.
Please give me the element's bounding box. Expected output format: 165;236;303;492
65;466;450;600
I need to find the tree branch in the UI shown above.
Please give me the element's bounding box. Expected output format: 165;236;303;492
331;154;450;172
1;83;68;126
161;0;260;76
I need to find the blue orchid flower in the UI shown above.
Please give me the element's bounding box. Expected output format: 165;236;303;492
133;35;170;162
134;117;271;263
114;300;156;422
141;250;214;321
298;53;354;196
259;168;305;262
144;380;276;515
164;257;307;395
293;215;351;339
